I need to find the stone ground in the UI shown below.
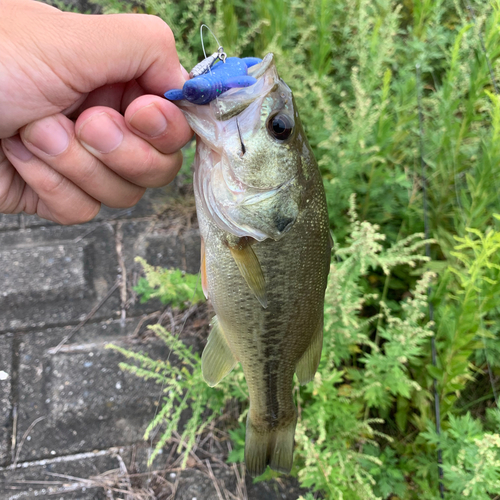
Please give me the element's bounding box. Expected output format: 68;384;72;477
0;178;306;499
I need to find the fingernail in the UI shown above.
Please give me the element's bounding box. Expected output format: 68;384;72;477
3;135;33;161
129;104;167;138
79;112;124;154
24;116;69;156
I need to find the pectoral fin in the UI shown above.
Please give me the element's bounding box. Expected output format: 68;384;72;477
296;317;324;385
229;243;267;308
202;316;237;387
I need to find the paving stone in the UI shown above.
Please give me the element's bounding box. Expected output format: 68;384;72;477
96;185;179;221
0;224;119;333
144;229;200;274
0;445;306;500
119;222;200;275
0;335;13;467
18;214;55;229
174;468;307;500
15;319;179;462
0;168;302;500
1;245;86;308
0;444;307;500
0;448;119;499
0;215;19;231
19;186;180;230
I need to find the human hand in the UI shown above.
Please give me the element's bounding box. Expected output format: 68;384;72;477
0;0;192;224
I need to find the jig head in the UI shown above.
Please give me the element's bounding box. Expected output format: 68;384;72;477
189;45;227;78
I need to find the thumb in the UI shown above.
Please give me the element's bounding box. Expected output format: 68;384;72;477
3;0;186;102
62;12;187;95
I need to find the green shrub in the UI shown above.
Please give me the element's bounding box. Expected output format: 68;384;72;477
422;413;500;499
133;256;205;307
79;0;500;496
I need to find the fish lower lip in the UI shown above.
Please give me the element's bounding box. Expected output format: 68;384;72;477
239;177;296;206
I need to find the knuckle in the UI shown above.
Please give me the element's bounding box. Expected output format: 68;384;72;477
0;147;23;213
149;15;174;43
165;151;183;182
0;166;13;212
138;147;156;176
141;151;182;188
79;203;101;223
126;145;155;183
139;14;174;49
108;187;145;209
74;158;100;185
39;169;67;196
123;187;145;207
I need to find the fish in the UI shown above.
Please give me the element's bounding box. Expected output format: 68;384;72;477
173;53;331;476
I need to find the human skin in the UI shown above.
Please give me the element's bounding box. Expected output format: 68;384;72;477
0;0;192;224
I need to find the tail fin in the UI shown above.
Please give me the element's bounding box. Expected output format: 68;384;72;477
244;415;297;476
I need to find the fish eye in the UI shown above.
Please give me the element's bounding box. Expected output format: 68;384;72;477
267;113;294;141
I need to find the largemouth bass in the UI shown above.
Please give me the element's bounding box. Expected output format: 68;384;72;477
175;54;331;476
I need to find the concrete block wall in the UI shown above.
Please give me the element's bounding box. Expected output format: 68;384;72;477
0;185;207;497
0;184;305;499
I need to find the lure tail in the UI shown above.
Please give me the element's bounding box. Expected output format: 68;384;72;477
244;413;297;476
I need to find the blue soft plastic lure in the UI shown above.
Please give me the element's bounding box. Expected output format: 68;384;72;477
165;57;262;105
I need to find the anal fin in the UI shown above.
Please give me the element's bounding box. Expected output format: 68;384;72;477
202;316;237;387
229;240;267;308
296;316;324;385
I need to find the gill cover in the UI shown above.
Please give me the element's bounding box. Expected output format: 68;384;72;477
177;54;302;242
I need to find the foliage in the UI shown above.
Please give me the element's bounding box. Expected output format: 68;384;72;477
133;256;205;307
293;196;434;499
430;218;500;419
422;413;500;499
110;263;247;466
107;325;223;466
107;321;250;466
113;203;500;498
77;0;500;497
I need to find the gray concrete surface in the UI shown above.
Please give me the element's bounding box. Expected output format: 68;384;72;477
0;183;305;499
